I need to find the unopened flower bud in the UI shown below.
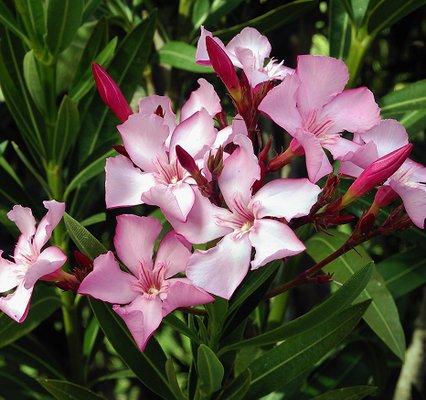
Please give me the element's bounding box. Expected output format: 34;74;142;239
342;144;412;207
207;147;224;178
92;63;132;122
73;251;93;283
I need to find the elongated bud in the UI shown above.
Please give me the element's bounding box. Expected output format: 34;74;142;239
176;145;200;176
374;186;399;208
73;251;93;283
342;144;412;207
92;63;132;122
207;147;224;178
205;37;241;100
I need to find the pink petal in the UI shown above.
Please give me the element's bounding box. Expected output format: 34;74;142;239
187;234;252;299
24;246;67;289
324;137;361;161
114;296;163;351
294;130;333;183
0;251;20;292
167;188;233;244
195;26;226;66
251;178;321;220
7;205;36;238
296;55;349;116
258;73;302;135
218;134;260;208
105;155;156;208
114;215;162;275
213;116;248;148
359;119;409;158
321;87;380;134
155;231;191;278
170;109;216;160
118;114;169;172
249;219;305;269
138;95;176;132
161;278;214;316
32;201;65;252
78;251;138;304
181;78;222;121
0;282;33;323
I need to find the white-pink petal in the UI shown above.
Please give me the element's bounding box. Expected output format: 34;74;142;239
138;95;176;132
0;251;20;292
0;282;33;323
7;205;36;239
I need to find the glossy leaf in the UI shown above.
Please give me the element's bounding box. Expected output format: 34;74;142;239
312;385;377;400
83;317;100;361
246;301;371;399
192;0;210;29
159;41;213;73
329;0;351;59
217;370;251;400
163;314;201;344
0;1;30;45
45;0;84;55
399;110;426;137
14;0;45;50
38;378;105;400
197;344;224;396
165;359;186;400
214;0;316;40
23;50;47;115
204;0;246;26
306;230;406;360
80;213;106;227
0;285;61;348
219;263;373;355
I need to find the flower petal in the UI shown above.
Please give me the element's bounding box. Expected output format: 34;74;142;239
118;113;169;171
114;296;163;351
162;278;214;316
24;246;67;289
324;137;361;161
213;116;247;148
114;215;162;275
321;87;380;134
0;251;20;292
218;134;260;209
195;26;226;66
167;188;233;244
155;231;191;278
0;282;33;323
105;155;156;208
250;219;305;269
252;178;321;220
7;205;36;239
181;78;222;121
32;201;65;252
258;73;302;135
296;55;349;116
187;234;252;299
78;251;138;304
138;95;176;132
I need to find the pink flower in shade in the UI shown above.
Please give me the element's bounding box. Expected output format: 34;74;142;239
0;201;67;322
340;119;426;228
166;135;321;299
258;55;381;183
196;26;293;88
105;79;222;221
78;215;213;351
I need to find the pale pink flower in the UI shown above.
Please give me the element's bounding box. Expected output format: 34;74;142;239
196;26;293;87
105;79;221;221
341;119;426;228
78;215;213;350
0;201;67;322
259;55;380;183
166;135;321;299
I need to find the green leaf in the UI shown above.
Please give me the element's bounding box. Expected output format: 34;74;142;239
159;41;213;73
14;0;45;51
165;359;186;400
0;285;61;348
23;50;47;115
380;80;426;117
306;230;406;360
365;0;426;36
377;248;426;299
46;0;84;55
312;385;377;400
214;0;316;40
38;378;105;400
80;212;106;227
163;314;201;344
192;0;210;29
51;95;80;162
83;317;100;360
246;301;371;399
63;213;176;400
219;263;373;355
78;12;156;164
329;0;351;59
0;1;30;44
399;110;426;137
64;150;114;200
217;370;251;400
0;367;45;400
204;0;246;26
197;344;225;396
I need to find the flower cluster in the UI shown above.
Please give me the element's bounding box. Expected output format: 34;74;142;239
1;27;424;352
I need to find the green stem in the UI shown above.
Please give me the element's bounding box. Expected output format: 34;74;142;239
345;28;372;87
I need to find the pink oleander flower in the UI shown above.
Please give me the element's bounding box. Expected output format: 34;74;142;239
258;55;380;183
166;134;321;299
78;215;213;351
196;26;293;88
105;78;224;221
340;119;425;228
0;201;67;322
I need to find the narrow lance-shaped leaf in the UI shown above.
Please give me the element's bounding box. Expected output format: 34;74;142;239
197;344;225;397
23;50;47;115
0;1;30;45
38;378;105;400
311;385;377;400
329;0;351;59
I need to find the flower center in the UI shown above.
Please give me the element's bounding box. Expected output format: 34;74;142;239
153;157;185;186
303;110;333;139
133;264;169;299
